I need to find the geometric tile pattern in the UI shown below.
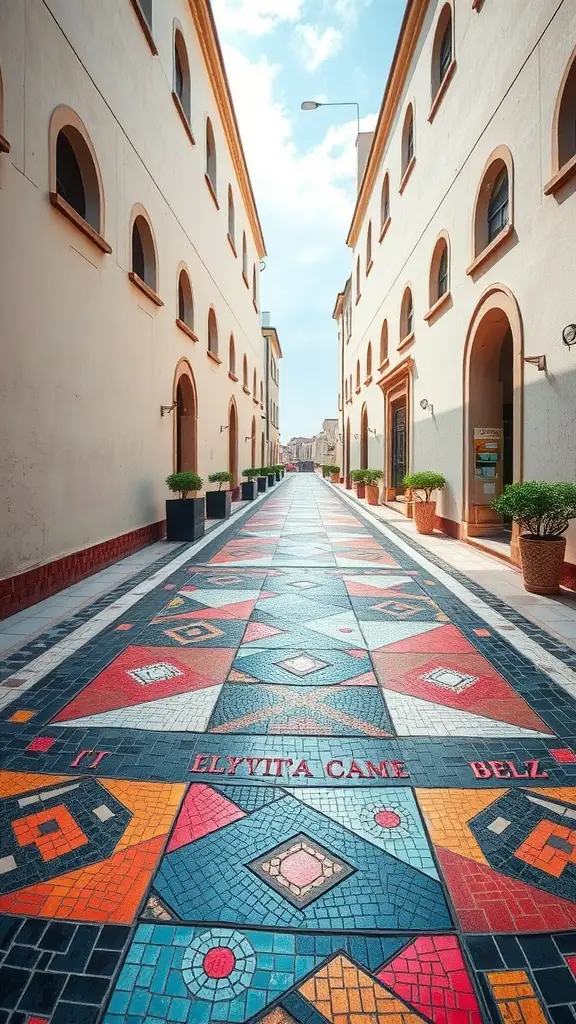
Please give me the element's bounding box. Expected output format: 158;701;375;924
377;935;482;1024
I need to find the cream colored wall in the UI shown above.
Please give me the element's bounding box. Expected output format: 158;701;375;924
342;0;576;560
0;0;268;578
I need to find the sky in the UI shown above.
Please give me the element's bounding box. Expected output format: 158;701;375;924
212;0;408;443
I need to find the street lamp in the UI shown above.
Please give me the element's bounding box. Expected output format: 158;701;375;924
301;99;360;137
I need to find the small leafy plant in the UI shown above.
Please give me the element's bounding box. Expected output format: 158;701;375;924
364;469;384;486
323;464;340;477
351;469;367;483
403;471;446;501
166;472;203;499
208;471;234;491
492;481;576;538
242;468;260;479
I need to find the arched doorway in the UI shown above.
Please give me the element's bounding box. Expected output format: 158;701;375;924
360;404;368;469
260;432;265;468
228;399;239;499
174;359;197;473
463;286;523;557
251;416;256;468
345;418;351;488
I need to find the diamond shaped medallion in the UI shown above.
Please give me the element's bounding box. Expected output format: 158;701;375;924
287;581;320;590
247;833;355;907
275;655;329;677
127;662;183;685
421;667;478;693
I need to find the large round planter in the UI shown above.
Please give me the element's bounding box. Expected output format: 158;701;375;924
519;535;566;595
356;483;366;499
365;484;380;506
413;500;436;535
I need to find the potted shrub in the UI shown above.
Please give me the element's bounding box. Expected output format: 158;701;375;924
364;469;383;506
257;468;268;493
492;481;576;594
351;469;367;499
322;465;332;479
330;465;340;484
264;466;275;487
241;468;259;501
165;472;204;542
403;470;446;535
274;464;283;482
206;471;233;519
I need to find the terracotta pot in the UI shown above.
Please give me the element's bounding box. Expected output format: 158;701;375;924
331;474;339;483
519;535;566;594
356;483;366;499
365;484;380;506
413;500;436;535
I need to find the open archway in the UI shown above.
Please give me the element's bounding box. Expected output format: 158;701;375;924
360;404;369;469
251;416;256;468
228;399;239;498
345;417;351;488
463;286;523;558
173;359;197;473
260;432;265;468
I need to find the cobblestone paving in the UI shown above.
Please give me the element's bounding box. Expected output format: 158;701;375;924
2;474;576;1023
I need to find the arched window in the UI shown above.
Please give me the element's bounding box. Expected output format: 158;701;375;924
379;320;389;366
349;373;353;398
243;354;248;388
132;213;157;291
253;369;257;395
55;125;101;231
139;0;152;29
400;286;414;342
252;264;258;309
208;308;219;357
177;269;194;329
206;117;217;194
356;256;361;300
242;232;248;280
366;222;372;271
227;186;235;246
355;360;360;390
174;29;191;123
554;48;576;175
472;148;513;260
260;380;264;404
0;65;9;153
431;5;453;101
366;342;372;380
345;379;349;402
428;234;450;308
229;335;236;375
401;104;414;179
380;174;390;231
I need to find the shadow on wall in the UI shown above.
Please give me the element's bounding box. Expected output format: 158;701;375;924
134;476;159;524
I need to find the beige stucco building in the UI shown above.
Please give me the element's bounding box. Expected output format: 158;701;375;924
262;320;282;466
335;0;576;586
0;0;277;613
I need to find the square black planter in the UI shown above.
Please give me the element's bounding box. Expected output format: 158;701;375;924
275;472;281;482
166;497;205;542
267;474;275;487
241;480;258;501
206;490;232;519
257;476;268;493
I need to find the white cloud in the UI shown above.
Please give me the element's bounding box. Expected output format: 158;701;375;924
211;0;306;37
294;23;343;70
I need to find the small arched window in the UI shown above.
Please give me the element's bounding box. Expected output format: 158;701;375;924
177;269;194;328
253;369;257;395
228;186;235;246
132;214;157;291
555;49;576;172
356;256;361;300
429;234;450;308
349;373;353;398
487;168;509;243
242;232;248;280
0;64;8;153
252;264;258;309
345;379;349;402
431;5;453;102
55;126;101;231
229;334;236;375
472;148;513;259
380;174;390;231
174;29;191;123
243;354;248;388
366;342;372;380
400;286;414;342
208;308;219;357
401;105;414;178
356;361;361;390
379;320;388;366
206;117;217;194
366;222;372;271
260;380;264;404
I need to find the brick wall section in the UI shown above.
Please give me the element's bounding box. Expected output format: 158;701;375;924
0;520;166;619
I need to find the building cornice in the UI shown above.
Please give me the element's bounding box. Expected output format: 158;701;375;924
346;0;429;249
189;0;266;259
262;325;283;358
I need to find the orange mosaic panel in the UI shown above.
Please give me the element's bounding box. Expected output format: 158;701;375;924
12;804;88;861
514;820;576;877
486;970;547;1024
416;788;506;863
298;954;424;1024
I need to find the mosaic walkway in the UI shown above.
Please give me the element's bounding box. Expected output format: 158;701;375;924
1;474;576;1024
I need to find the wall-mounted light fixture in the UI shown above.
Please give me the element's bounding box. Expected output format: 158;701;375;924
245;434;255;442
160;403;177;417
368;427;377;436
420;398;434;415
562;324;576;350
353;433;359;440
219;425;229;432
524;355;547;372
